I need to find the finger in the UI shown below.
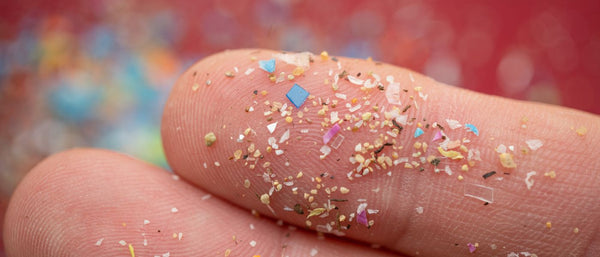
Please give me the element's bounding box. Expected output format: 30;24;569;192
3;149;399;257
161;49;600;256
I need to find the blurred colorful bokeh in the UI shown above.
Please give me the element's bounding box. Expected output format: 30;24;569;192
1;0;599;254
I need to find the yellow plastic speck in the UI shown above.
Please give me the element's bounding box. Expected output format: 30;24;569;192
544;171;556;179
546;221;552;228
307;208;326;219
128;244;135;257
205;132;217;147
320;51;329;61
576;126;588;136
499;153;517;168
292;66;305;76
260;194;270;205
437;147;464;160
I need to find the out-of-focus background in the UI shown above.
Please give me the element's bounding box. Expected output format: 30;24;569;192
1;0;598;253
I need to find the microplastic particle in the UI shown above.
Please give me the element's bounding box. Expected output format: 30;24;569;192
525;139;543;150
576;126;588;136
414;127;424;138
275;52;311;67
464;183;494;203
438;147;464;160
467;243;476;253
415;206;424;214
432;131;443;141
385;81;402;105
119;240;127;246
544;171;556;179
482;171;497;179
323;124;341;144
446;119;462;129
347;75;364;85
279;129;290;143
95;238;104;246
267;122;278;134
249;240;257;247
499;153;517;168
356;203;368;226
286;83;310;108
171;207;178;213
144;219;150;225
340;187;350;194
310;248;318;257
260;194;270;205
525;171;537;190
258;58;276;73
129;244;135;257
320;145;331;159
307;208;326;219
465;124;479;136
330;134;345;149
204;132;217;146
357;210;368;226
444;165;453;176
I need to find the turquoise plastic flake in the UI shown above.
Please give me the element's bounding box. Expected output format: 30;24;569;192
414;127;424;138
258;58;276;73
465;124;479;136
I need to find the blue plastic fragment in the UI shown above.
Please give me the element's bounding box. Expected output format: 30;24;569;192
465;124;479;136
286;83;309;108
258;58;276;73
414;127;424;138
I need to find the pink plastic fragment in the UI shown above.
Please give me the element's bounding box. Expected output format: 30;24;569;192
323;123;341;144
432;131;443;142
467;243;476;253
357;210;368;226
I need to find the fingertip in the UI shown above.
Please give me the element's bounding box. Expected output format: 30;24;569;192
4;148;397;257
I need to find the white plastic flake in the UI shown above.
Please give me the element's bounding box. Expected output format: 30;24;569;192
267;122;278;134
446;119;462;129
385;82;402;105
525;171;537;190
279;129;290;143
525;139;543;150
347;75;364;85
275;52;312;68
464;183;494;203
330;135;345;149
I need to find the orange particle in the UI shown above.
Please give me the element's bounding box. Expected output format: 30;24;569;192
351;98;358;104
499;153;517;168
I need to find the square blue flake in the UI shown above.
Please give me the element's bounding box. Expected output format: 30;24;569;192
286;83;309;108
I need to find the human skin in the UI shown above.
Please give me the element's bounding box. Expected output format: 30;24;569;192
4;49;600;256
